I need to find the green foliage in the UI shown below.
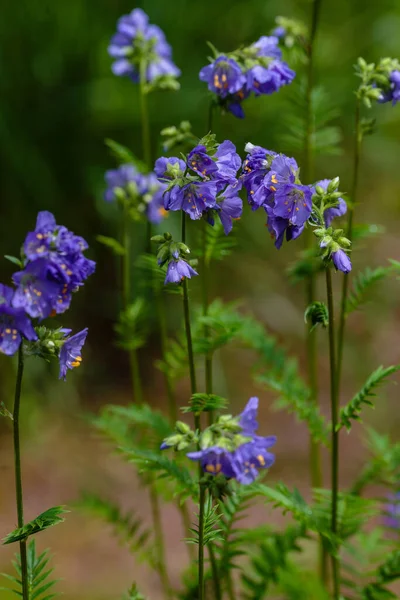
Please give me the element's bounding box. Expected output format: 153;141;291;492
287;247;325;283
346;262;400;314
76;493;152;562
304;301;329;331
187;497;223;546
360;551;400;600
277;568;331;600
96;234;125;256
338;365;400;432
119;447;198;502
105;138;147;171
182;393;228;415
351;428;400;494
1;540;59;599
2;507;68;545
0;401;13;420
4;255;23;268
281;80;342;156
351;223;385;242
202;220;237;264
136;253;182;295
115;298;149;352
241;525;305;599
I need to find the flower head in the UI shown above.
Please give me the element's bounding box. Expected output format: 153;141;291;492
273;183;312;227
164;259;198;284
163;181;218;220
252;36;282;59
187;396;276;485
199;56;246;99
59;328;88;380
0;284;37;355
104;164;138;202
154;156;186;180
108;8;180;83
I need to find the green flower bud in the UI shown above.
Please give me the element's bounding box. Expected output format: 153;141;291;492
163;232;172;241
315;185;325;196
327;177;340;193
175;420;191;434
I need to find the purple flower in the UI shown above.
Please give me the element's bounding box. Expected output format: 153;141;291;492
268;60;295;87
331;249;352;273
384;493;400;529
245;60;294;96
104;164;138;202
378;70;400;105
0;284;37;356
188;145;218;178
187;446;237;478
12;260;63;319
187;396;276;485
154;156;186;179
199;56;246;99
214;140;242;185
163;181;218;220
147;187;168;224
164;259;198;284
59;328;88;380
108;8;180;83
252;36;282;59
232;437;276;484
265;206;305;249
242;145;277;210
272;26;286;39
227;91;248;119
273;183;312;227
217;182;243;235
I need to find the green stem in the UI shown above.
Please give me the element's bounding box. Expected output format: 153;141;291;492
122;212;143;403
325;268;340;600
156;292;177;422
181;212;205;597
208;539;222;600
303;0;326;581
13;345;28;600
336;97;362;389
198;485;206;600
149;483;173;600
201;221;214;425
139;58;152;251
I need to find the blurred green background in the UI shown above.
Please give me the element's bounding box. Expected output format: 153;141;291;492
1;0;400;598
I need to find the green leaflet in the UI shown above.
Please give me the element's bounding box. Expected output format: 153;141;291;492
2;507;68;545
338;365;400;432
96;234;125;256
1;540;59;599
346;262;400;315
105;138;147;171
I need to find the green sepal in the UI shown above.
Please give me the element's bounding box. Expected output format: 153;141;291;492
2;506;68;545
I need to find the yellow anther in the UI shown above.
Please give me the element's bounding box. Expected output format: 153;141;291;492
271;174;278;184
257;454;265;466
205;464;216;473
270;186;276;192
215;463;222;473
70;360;81;368
36;233;44;239
5;328;11;334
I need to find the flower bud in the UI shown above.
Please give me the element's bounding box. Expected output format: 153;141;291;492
175;420;191;434
315;185;325;196
327;177;340;193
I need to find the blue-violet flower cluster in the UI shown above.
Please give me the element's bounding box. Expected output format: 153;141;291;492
187;397;276;485
156;138;242;234
199;36;295;118
105;164;168;224
108;8;180;83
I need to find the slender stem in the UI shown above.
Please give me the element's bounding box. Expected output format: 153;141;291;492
325;268;340;600
13;345;28;600
201;221;214;425
181;213;197;396
156;292;177;422
198;485;206;600
303;0;326;580
149;484;173;600
336;97;362;389
207;101;214;133
208;537;222;600
122;212;143;403
139;58;152;251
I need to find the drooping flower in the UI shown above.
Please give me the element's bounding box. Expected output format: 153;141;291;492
213;140;242;185
59;328;88;380
217;183;243;235
108;8;180;83
242;144;277;210
0;284;37;356
164;259;198;284
12;260;64;319
199;56;246;99
331;249;352;273
265;206;305;249
252;36;282;59
378;70;400;106
187;396;276;485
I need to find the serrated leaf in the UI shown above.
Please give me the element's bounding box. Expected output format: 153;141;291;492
2;507;68;545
